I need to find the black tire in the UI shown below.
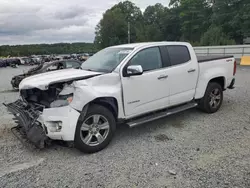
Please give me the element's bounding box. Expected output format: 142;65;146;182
198;82;223;113
74;104;116;153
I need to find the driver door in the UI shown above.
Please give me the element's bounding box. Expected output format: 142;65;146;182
121;47;170;117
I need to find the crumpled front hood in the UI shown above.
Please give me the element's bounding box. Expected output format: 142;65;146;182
19;69;101;90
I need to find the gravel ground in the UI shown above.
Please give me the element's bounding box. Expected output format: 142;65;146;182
0;65;250;188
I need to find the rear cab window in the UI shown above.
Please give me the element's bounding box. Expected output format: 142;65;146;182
167;45;191;66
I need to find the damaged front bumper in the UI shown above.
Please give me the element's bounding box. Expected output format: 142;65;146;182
4;99;81;148
40;105;80;141
3;99;48;148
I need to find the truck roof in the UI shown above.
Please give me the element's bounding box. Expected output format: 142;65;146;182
109;41;190;49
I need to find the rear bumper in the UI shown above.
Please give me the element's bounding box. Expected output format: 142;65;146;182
228;78;235;89
3;100;48;148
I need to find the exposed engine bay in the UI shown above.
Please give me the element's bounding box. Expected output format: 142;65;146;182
20;81;74;108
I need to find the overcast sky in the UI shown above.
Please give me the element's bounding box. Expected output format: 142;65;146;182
0;0;170;45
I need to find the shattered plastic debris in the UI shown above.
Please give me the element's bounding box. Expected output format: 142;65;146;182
168;170;177;175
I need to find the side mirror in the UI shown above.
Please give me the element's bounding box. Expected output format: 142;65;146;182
126;65;143;76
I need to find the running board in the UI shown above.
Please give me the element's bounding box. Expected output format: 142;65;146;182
127;102;198;128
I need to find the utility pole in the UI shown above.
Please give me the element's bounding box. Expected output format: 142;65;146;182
127;13;133;44
128;21;130;43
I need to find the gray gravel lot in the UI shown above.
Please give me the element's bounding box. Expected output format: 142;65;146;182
0;66;250;188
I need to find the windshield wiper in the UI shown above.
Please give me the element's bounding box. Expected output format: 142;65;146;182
79;67;92;71
81;68;109;73
86;69;96;72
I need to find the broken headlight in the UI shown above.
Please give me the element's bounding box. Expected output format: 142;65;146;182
50;93;73;108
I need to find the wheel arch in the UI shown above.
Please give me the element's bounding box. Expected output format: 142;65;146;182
195;76;226;99
208;76;225;90
79;97;118;121
90;97;118;119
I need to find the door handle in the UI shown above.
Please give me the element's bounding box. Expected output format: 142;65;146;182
188;69;196;73
158;75;168;80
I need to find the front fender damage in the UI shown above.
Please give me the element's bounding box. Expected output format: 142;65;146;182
69;73;122;112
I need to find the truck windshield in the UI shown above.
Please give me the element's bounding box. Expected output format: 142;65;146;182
81;47;133;73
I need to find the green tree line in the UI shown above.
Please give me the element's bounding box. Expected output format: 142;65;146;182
95;0;250;48
1;0;249;56
0;43;96;57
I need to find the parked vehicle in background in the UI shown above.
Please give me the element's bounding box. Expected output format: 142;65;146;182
9;58;21;67
10;59;82;89
5;42;236;153
63;55;71;60
19;57;36;65
0;59;7;67
0;58;21;68
78;53;89;62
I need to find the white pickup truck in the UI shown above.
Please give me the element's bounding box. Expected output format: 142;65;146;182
5;42;236;153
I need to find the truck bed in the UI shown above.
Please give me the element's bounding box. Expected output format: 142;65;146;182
197;55;234;63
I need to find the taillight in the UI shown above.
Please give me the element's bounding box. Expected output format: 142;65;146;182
233;60;236;76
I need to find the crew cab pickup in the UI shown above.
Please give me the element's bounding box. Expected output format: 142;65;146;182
4;42;236;153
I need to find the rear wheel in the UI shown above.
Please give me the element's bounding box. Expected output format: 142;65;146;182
74;104;116;153
199;82;223;113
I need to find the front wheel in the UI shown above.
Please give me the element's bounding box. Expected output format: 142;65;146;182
74;104;116;153
198;82;223;113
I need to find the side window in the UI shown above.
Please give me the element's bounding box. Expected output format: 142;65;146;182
129;47;162;71
57;62;65;70
167;45;191;66
65;61;80;68
47;64;60;71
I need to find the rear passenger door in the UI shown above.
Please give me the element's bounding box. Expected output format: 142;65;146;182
166;45;199;106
